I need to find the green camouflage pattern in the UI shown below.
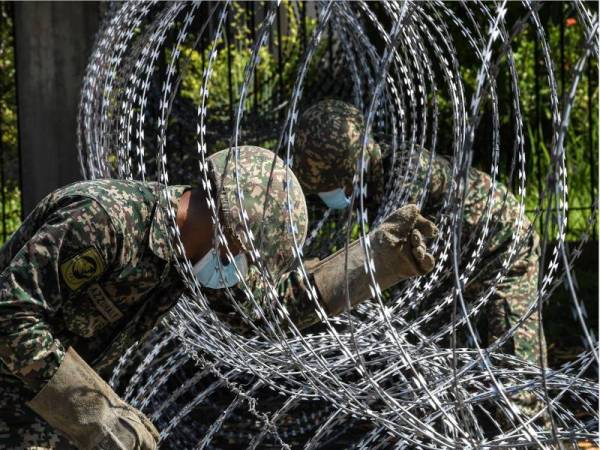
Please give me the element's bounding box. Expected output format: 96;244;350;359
398;145;545;365
293;98;543;366
294;100;384;203
0;167;313;447
210;138;544;360
0;376;75;449
208;146;308;276
203;265;321;335
0;179;187;448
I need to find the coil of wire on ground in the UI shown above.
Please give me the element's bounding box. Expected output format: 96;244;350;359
79;1;598;448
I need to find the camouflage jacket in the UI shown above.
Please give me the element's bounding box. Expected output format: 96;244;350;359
385;143;538;281
0;179;320;395
0;180;188;393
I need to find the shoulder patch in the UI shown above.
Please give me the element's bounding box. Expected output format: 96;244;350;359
61;247;106;292
87;283;123;323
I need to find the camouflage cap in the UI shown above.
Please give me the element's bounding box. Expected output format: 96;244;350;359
294;99;384;202
208;146;308;276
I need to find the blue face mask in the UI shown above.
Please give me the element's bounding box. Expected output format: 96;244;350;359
318;188;351;210
193;250;249;289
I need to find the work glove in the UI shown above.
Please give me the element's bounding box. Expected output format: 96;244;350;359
27;347;159;450
312;204;437;315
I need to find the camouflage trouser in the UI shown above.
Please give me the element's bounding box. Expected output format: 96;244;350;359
465;231;548;422
0;376;75;450
480;237;546;367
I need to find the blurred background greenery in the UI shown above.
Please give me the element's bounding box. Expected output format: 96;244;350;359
0;4;20;243
4;3;594;240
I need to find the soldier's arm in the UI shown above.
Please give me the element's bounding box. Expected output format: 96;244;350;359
0;197;118;392
407;145;518;233
211;206;436;335
408;147;452;205
204;266;322;335
275;269;323;331
413;147;534;266
419;147;529;251
462;167;526;250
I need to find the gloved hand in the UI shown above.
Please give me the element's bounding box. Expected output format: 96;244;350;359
27;347;159;450
312;204;437;315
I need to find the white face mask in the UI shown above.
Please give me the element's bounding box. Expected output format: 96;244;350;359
318;187;351;210
193;250;248;289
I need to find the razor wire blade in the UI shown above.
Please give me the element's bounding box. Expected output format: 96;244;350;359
78;1;598;448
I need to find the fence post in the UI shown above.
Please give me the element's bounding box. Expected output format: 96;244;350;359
13;2;101;215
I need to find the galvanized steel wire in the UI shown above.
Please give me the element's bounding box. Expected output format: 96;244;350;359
79;1;598;448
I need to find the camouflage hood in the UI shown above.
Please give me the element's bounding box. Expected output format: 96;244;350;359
294;99;384;204
208;146;308;276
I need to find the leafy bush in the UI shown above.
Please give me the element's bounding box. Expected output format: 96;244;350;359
177;3;597;241
0;3;22;244
449;4;598;241
0;3;596;244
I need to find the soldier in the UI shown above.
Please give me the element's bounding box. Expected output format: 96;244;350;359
294;99;546;378
0;145;437;449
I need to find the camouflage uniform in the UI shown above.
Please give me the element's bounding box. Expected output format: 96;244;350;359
294;100;545;368
398;145;545;366
0;180;187;449
203;147;319;334
0;156;316;449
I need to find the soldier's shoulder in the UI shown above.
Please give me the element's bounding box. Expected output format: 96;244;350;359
54;179;159;234
57;179;155;200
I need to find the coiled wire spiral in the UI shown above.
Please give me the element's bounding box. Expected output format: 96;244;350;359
78;1;598;448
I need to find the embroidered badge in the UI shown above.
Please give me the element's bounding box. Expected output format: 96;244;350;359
61;247;106;291
87;283;123;323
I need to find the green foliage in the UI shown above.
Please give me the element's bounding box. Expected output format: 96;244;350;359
0;185;21;241
539;25;595;240
0;3;21;244
438;5;597;241
179;5;276;111
176;3;597;241
0;6;17;151
178;2;319;150
515;15;597;241
0;3;596;246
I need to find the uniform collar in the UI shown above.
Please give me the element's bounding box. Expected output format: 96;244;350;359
149;185;190;261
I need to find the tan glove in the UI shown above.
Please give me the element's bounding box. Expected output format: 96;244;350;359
312;204;437;315
27;347;159;450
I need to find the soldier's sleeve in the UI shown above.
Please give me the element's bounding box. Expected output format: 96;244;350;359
206;265;323;335
408;145;521;246
462;167;533;256
407;146;519;249
0;197;119;393
377;142;452;207
274;269;322;331
410;149;452;205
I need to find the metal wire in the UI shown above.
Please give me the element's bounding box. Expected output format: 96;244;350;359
78;1;598;448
